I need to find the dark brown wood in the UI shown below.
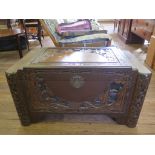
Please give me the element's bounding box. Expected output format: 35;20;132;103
131;19;155;41
0;19;11;28
16;34;23;58
22;19;43;47
126;73;151;127
5;47;152;127
6;72;31;125
118;19;155;44
118;19;144;44
24;68;133;113
0;28;24;37
0;28;28;58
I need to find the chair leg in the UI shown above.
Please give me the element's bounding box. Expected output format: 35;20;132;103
27;40;30;51
16;35;23;58
25;34;30;51
36;21;42;47
38;28;42;47
38;37;42;47
37;31;42;47
23;22;30;51
114;20;120;32
42;29;44;39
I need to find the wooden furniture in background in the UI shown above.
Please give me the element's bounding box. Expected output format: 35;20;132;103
22;19;43;48
6;47;151;128
0;19;11;29
0;28;28;58
118;19;144;44
131;19;155;41
113;19;120;32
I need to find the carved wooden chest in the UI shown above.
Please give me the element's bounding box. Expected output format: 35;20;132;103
6;47;151;127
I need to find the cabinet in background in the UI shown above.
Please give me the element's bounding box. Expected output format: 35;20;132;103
118;19;144;44
131;19;155;41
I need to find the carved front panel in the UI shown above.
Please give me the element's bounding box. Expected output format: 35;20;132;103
23;68;135;114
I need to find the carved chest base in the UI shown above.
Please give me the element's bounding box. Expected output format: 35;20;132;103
6;47;151;128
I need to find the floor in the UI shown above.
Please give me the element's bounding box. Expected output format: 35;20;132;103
0;22;155;134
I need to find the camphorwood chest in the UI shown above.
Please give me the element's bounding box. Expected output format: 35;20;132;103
6;47;151;127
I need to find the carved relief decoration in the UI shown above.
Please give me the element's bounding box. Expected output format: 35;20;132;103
127;73;151;127
31;48;119;64
6;72;31;125
24;69;133;113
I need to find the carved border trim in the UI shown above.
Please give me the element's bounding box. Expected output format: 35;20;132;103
127;73;151;127
6;72;31;126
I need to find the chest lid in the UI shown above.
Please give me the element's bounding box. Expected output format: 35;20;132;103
7;47;151;75
28;47;132;68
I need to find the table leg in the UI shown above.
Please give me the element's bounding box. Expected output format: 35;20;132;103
38;22;42;47
24;32;30;51
16;34;23;58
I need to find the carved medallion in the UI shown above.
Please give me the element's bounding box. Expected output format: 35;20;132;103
70;75;85;89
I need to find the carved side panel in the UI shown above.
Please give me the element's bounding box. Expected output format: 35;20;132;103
127;73;151;127
6;72;31;126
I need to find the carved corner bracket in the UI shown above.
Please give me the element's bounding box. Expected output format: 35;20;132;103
127;73;151;127
6;71;31;126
